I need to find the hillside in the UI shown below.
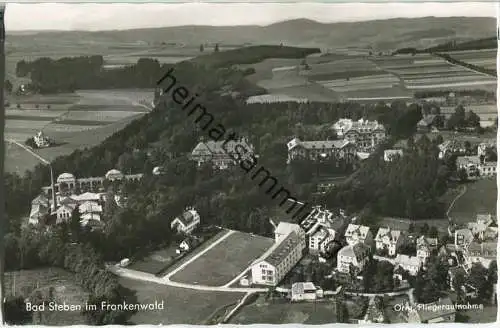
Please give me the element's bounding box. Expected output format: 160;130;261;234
6;17;496;51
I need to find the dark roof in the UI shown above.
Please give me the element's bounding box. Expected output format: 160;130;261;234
263;231;301;267
175;210;198;226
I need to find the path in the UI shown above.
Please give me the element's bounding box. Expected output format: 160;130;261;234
344;288;414;299
5;138;50;165
446;185;468;221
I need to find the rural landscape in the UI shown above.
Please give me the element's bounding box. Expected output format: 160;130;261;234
1;2;498;326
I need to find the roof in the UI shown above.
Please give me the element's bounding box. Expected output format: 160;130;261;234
30;204;48;217
79;201;103;214
72;192;101;202
173;209;200;227
375;227;402;243
395;254;421;267
32;194;49;205
416;236;438;249
288;138;352;151
417;114;437;127
80;213;101;222
57;172;76;182
291;282;316;295
468;242;497;258
59;196;78;205
345;224;370;240
106;169;123;178
57;204;76;213
276;222;302;239
357;152;370;160
338;243;370;263
416;297;456;322
332;118;385;134
192;138;255;158
456;156;480;166
262;231;302;267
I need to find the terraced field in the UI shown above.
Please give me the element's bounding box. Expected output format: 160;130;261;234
444;49;497;70
372;53;497;91
4;89;153;174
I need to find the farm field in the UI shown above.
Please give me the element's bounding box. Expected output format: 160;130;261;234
4;268;88;325
372;53;497;91
4;89;152;175
440;104;497;127
448;178;497;225
119;277;243;325
170;231;274;286
444;49;497;70
229;298;337;324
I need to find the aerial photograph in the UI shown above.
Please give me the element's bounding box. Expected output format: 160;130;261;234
0;1;498;325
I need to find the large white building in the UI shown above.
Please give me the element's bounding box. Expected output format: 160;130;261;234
33;131;51;148
337;243;371;274
332;118;386;151
286;138;356;164
190;137;257;170
344;224;373;247
170;208;201;234
300;206;348;253
252;222;306;286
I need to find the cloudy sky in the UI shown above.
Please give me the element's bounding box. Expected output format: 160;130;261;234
3;2;497;31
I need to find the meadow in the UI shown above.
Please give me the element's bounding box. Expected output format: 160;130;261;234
448;178;497;224
444;49;496;70
169;231;274;286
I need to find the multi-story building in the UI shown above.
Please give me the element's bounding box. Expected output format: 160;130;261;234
170;208;201;234
394;254;422;276
337;243;371;274
309;227;336;254
190;137;257;170
33;130;51;148
467;214;497;241
286;138;356;164
332;118;386;151
454;229;474;249
374;227;404;256
300;206;348;253
344;224;373;247
416;236;438;264
251;231;306;286
384;149;403;162
456;156;496;178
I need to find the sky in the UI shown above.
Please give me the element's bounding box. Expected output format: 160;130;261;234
3;2;497;31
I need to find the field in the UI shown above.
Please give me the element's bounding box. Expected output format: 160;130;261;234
444;49;497;70
169;231;274;286
119;277;243;325
440;104;497;128
4;268;88;325
448;178;497;224
4;89;153;175
372;53;497;92
229;297;337;324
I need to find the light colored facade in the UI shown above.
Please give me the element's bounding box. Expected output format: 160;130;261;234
456;156;496;178
286;138;356;164
290;282;319;302
454;229;474;248
275;221;305;243
416;236;438;264
375;228;403;256
394;254;421;276
251;231;306;286
190;137;257;169
33;131;51;148
384;149;403;162
29;204;48;225
344;224;373;247
44;171;143;194
309;227;336;253
55;204;76;224
332;118;386;151
78;201;103;214
170;208;201;234
337;243;370;274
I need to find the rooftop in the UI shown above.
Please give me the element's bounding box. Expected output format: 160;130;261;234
416;297;456;322
345;224;370;239
263;231;302;267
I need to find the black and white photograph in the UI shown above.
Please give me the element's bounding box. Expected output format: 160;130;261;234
0;1;498;325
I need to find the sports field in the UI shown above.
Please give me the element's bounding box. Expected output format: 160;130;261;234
169;231;274;286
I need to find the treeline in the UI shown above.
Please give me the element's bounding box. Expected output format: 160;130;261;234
392;36;497;55
190;45;320;68
414;89;496;99
322;135;450;219
435;52;496;77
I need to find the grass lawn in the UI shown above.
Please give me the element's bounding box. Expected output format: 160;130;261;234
119;277;243;325
448;178;497;224
459;305;498;323
230;297;337;324
170;231;274;286
4;141;46;175
128;246;178;275
4;267;88;325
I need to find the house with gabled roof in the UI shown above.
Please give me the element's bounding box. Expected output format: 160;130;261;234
454;229;474;249
394;254;421;276
190;137;257;170
416;236;438;264
78;201;103;214
375;227;404;256
337;243;371;274
251;231;306;286
332;118;386;151
29;203;48;225
55;204;77;224
170;208;201;234
344;223;373;247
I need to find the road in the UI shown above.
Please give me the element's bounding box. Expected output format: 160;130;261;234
446;185;468;222
5;138;50;165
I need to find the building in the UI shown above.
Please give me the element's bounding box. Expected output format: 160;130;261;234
416;115;437;133
344;224;373;247
300;206;347;253
337;243;371;274
468;214;497;241
332;118;386;151
29;204;48;225
251;231;306;286
374;227;404;256
105;169;124;181
55;204;77;224
290;282;322;302
78;201;103;214
170;208;201;234
467;241;497;268
454;229;474;248
394;254;421;276
33;130;51;148
190;137;257;169
456;156;496;178
406;298;456;323
384;149;403;162
274;221;305;243
286;138;356;164
80;212;102;227
416;236;438;264
309;227;336;254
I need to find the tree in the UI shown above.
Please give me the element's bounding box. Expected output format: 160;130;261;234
4;296;32;324
5;79;13;93
199;44;204;52
457;168;468;182
214;43;220;52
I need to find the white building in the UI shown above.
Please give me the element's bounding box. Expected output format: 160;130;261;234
290;282;321;302
80;212;102;226
274;221;305;243
384;149;403;162
394;254;421;276
55;204;77;224
78;201;103;214
416;236;438;264
332;118;386;151
337;243;371;274
309;227;336;254
286;137;356;164
251;231;306;286
33;131;51;148
345;224;373;247
170;208;201;234
454;229;474;248
29;204;48;225
105;169;125;181
375;227;404;256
